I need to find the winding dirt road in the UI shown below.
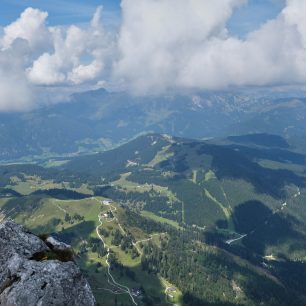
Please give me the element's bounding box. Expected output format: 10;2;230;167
94;198;138;305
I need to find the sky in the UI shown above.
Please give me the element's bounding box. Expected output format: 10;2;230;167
0;0;283;34
228;0;286;37
0;0;121;26
1;0;306;111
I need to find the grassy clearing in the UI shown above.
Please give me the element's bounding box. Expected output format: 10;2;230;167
205;170;217;181
161;277;183;306
20;197;101;235
146;145;173;168
43;160;70;168
141;210;182;230
204;189;234;230
192;170;197;183
258;159;306;174
0;198;10;208
7;181;37;195
113;173;179;202
7;175;93;196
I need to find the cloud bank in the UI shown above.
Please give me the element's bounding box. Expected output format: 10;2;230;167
115;0;306;94
0;7;112;111
1;0;306;110
28;6;112;86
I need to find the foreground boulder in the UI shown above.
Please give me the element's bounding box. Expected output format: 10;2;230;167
46;236;71;251
0;220;96;306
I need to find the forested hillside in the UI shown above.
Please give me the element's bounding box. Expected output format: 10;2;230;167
1;133;306;305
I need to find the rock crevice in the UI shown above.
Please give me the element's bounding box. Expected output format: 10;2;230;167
0;220;96;306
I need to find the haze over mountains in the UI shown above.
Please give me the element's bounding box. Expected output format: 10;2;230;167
1;88;306;161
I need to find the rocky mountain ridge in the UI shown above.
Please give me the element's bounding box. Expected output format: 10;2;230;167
0;220;96;306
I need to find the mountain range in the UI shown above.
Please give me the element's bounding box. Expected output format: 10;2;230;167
2;88;306;162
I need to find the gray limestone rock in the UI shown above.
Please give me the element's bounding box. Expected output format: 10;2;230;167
0;220;96;306
46;236;71;251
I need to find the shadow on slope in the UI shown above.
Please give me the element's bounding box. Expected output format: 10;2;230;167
50;221;97;246
30;188;91;200
233;201;306;256
1;195;45;218
182;292;241;306
227;133;290;148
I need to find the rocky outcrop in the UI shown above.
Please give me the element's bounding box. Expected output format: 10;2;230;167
45;236;71;251
0;220;96;306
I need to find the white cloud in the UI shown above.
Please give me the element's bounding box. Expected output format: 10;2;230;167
114;0;247;93
0;47;34;112
1;0;306;111
283;0;306;46
28;6;112;86
114;0;306;94
69;60;104;85
0;6;112;111
1;7;50;50
0;8;52;111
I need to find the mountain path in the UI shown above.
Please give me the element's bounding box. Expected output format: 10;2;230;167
94;198;138;305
